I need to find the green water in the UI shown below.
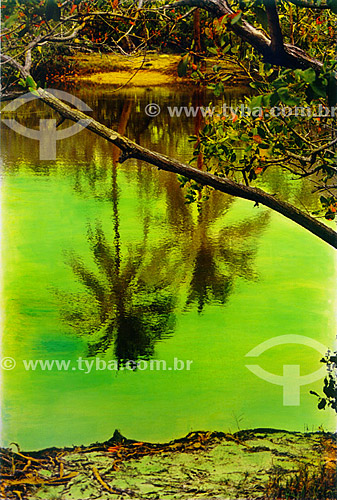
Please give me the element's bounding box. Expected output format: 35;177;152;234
1;86;336;451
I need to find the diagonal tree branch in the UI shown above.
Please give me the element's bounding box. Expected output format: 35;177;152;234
31;86;337;249
161;0;325;71
1;54;336;249
0;53;30;79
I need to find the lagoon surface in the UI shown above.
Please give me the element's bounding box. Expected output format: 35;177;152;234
1;85;336;450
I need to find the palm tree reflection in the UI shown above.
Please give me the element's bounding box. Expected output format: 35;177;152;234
59;207;268;362
61;226;176;364
57;93;270;362
185;212;269;313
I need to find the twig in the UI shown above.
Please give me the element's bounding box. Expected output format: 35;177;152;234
92;466;114;492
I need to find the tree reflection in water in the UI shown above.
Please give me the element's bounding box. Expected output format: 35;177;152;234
185;211;269;313
56;92;270;363
57;205;269;363
60;225;176;364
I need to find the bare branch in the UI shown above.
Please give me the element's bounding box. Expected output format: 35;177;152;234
0;53;30;79
29;87;337;249
41;21;86;42
24;49;32;73
161;0;325;71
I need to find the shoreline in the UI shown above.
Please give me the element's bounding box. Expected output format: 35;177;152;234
1;428;336;499
63;52;248;87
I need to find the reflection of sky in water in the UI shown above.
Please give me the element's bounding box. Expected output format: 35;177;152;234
1;86;336;450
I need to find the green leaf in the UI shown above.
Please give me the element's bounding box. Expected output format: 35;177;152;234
328;73;337;107
254;6;268;30
295;68;316;84
318;398;327;410
268;92;280;107
177;54;189;77
18;25;29;38
4;13;19;28
219;34;226;47
45;0;61;21
250;95;263;108
26;76;37;90
327;0;337;13
310;80;326;98
277;87;299;105
213;81;224;97
208;47;218;55
231;11;242;25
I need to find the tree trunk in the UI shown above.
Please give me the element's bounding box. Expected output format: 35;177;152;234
193;8;202;54
166;0;325;71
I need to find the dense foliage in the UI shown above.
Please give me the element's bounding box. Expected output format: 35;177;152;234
186;62;337;220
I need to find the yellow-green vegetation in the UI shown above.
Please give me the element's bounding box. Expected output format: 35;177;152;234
70;53;181;75
67;53;245;87
68;53;188;86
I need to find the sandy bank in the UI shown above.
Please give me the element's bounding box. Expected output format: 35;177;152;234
1;429;336;499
